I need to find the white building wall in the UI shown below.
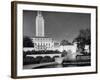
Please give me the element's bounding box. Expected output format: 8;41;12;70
53;43;77;53
32;37;54;50
84;45;90;53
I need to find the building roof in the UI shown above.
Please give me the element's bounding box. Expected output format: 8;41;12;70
32;36;52;38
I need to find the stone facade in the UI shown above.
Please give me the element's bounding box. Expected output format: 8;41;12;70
32;37;54;50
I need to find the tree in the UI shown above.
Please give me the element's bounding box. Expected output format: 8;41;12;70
23;36;34;47
73;28;91;53
60;40;69;46
61;50;67;57
60;40;71;51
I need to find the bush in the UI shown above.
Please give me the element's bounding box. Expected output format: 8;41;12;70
40;56;53;63
34;56;43;64
24;50;61;55
76;55;90;61
23;36;34;47
23;56;35;65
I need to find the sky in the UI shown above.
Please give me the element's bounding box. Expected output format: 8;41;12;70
23;10;90;42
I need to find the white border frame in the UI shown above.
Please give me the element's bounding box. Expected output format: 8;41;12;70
16;3;96;77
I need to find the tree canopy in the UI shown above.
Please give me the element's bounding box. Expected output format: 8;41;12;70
23;36;34;47
73;28;91;52
60;40;72;46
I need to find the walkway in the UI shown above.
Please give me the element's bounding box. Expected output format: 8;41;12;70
23;62;58;69
27;53;62;58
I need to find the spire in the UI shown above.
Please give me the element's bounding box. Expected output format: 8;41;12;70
37;11;42;16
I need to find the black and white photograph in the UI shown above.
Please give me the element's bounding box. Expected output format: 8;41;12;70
23;10;91;69
11;1;97;78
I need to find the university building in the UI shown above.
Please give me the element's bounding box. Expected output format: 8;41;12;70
32;11;55;51
25;11;79;53
32;37;54;50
